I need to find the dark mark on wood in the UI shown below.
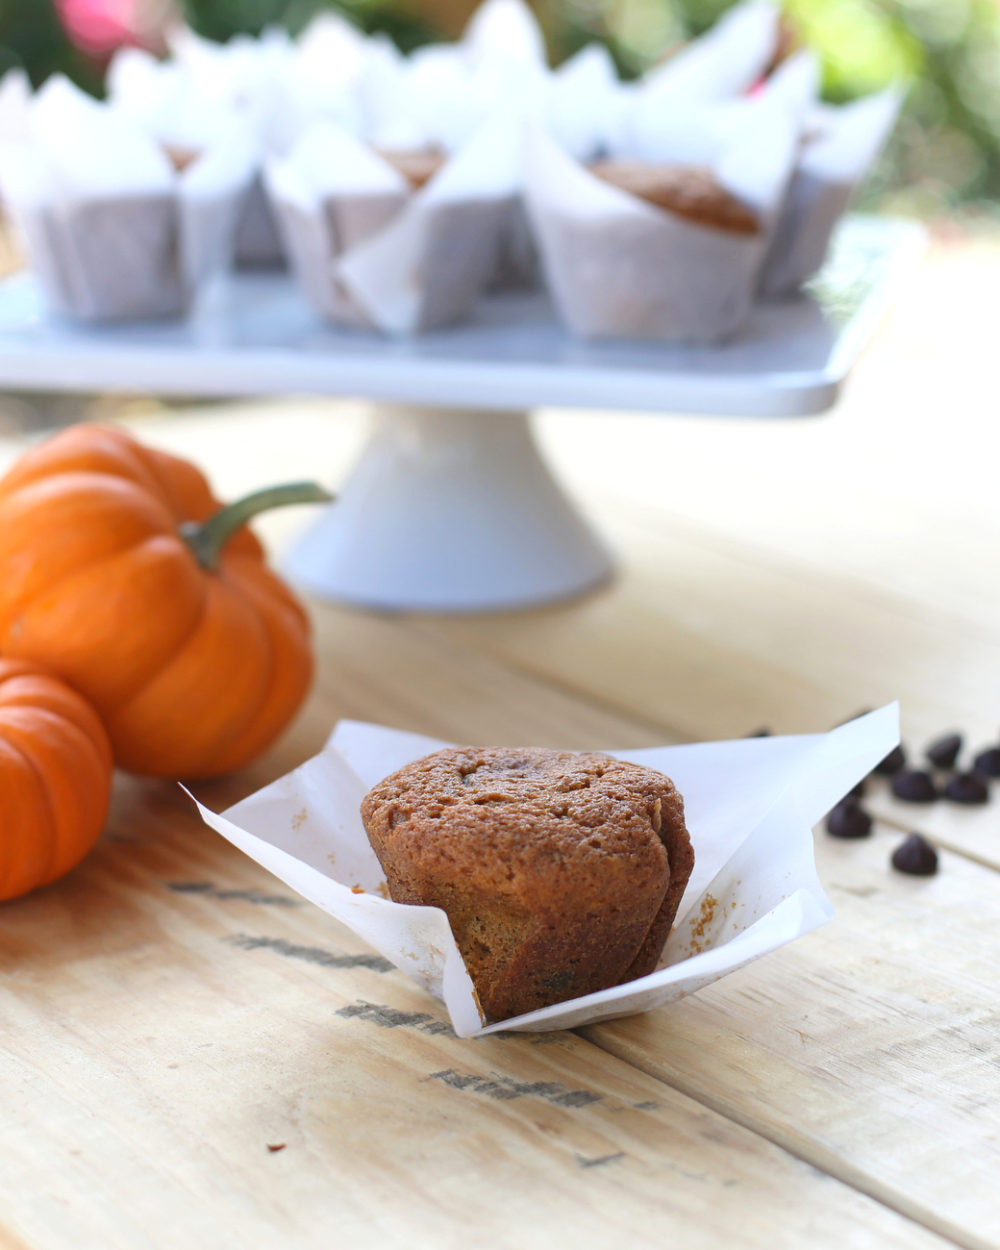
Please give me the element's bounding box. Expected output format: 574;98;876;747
168;882;300;907
632;1101;660;1111
336;1001;453;1035
427;1069;602;1108
229;935;393;973
576;1152;625;1169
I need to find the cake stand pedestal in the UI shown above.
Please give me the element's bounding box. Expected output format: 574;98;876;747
0;215;925;614
284;404;612;612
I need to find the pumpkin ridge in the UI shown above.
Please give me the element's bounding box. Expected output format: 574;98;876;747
107;576;271;776
8;534;208;711
0;740;53;899
221;554;310;629
0;728;60;894
0;472;180;625
0;707;110;888
131;438;219;524
0;675;114;773
204;571;312;775
0;424;168;507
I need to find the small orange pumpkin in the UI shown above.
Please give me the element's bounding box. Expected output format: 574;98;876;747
0;424;328;778
0;657;113;901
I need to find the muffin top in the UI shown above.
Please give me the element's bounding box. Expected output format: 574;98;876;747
376;148;447;191
589;160;759;235
361;746;679;907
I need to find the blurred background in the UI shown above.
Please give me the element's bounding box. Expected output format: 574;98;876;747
1;0;999;223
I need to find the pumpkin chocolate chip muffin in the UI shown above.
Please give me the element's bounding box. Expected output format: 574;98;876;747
361;746;694;1022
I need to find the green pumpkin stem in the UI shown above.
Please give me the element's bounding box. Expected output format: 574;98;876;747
181;482;333;571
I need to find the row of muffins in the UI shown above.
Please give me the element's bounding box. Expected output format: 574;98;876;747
0;0;899;341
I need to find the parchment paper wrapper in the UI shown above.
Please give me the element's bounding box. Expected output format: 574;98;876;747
0;77;254;322
759;83;902;296
635;0;779;110
524;97;798;342
191;706;898;1038
111;19;377;270
267;114;521;333
0;69;31;144
108;45;291;270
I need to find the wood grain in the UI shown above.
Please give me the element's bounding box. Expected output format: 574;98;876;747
0;783;950;1250
3;239;1000;1247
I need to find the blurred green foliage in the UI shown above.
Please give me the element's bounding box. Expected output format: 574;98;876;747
3;0;1000;215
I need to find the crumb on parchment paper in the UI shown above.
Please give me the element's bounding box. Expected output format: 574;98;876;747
688;893;719;956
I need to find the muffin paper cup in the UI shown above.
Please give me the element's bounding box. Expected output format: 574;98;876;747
0;69;31;145
635;0;779;109
0;77;255;322
759;87;902;296
524;98;798;343
189;706;898;1038
267;114;521;332
108;48;290;271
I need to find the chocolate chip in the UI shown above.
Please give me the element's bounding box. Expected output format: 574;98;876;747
873;745;907;776
890;768;939;803
973;746;1000;778
925;732;962;770
825;798;873;839
891;833;939;876
943;771;989;805
848;777;867;799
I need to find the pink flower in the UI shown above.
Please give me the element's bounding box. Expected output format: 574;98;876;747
56;0;150;57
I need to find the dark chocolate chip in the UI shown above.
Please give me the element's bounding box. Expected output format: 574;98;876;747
973;746;1000;778
943;771;989;805
891;833;939;876
925;732;963;770
746;727;772;737
825;799;873;839
848;777;867;799
873;745;907;776
890;768;939;803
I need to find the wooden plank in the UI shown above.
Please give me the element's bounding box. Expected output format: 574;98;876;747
583;819;1000;1250
0;312;997;1247
1;779;949;1250
100;599;1000;1249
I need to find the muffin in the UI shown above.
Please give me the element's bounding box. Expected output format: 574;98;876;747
361;746;694;1022
588;160;759;234
375;147;447;190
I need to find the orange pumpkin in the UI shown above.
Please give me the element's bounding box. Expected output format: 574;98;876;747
0;657;113;901
0;424;328;778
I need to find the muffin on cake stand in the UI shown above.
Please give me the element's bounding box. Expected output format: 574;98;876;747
0;214;922;612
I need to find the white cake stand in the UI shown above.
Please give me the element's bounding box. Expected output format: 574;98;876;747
0;215;923;612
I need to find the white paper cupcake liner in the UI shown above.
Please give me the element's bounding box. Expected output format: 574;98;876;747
190;706;898;1038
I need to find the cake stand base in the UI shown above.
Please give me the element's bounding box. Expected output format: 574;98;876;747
283;405;614;613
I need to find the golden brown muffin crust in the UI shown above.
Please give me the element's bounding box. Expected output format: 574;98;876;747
376;148;447;191
589;160;759;235
362;746;693;1021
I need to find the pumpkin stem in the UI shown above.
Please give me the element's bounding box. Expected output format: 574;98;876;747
180;482;333;571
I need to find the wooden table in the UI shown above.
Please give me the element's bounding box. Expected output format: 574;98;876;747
2;237;999;1250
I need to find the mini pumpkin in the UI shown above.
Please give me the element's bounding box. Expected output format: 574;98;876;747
0;424;328;778
0;657;113;901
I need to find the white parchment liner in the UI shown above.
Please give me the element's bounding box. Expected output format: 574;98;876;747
267;113;521;332
524;94;798;342
190;706;898;1038
759;83;902;296
0;76;255;321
